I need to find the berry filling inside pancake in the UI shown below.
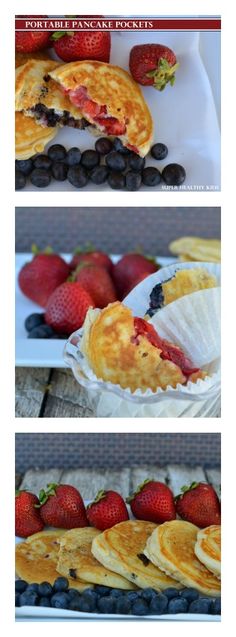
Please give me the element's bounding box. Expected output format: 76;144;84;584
67;86;127;135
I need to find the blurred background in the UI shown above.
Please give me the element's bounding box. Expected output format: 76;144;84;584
15;207;220;255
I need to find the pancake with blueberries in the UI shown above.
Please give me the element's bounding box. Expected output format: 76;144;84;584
80;302;204;393
57;527;136;589
15;59;89;130
15;530;93;590
146;268;218;318
15;111;57;159
144;521;221;597
194;525;221;579
49;61;153;157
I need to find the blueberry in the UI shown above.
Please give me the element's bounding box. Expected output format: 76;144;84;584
80;592;97;611
48;144;67;162
90;165;109;184
115;596;131;614
151;143;168;160
53;577;69;593
188;598;213;614
51;161;68;181
15;159;33;176
141;588;157;602
142;167;162;186
15;170;26;190
24;313;45;333
168;597;188;614
179;588;199;602
125;171;142;191
113;138;130;155
149;593;168;615
163;587;180;600
67;588;81;599
126;591;139;602
38;582;53;597
109;589;124;598
68;597;81;611
15;593;21;607
106;151;127;172
212;597;221;615
162;163;186;186
26;583;39;594
95;585;111;596
19;591;39;606
127;153;145;172
108;172;125;190
95;137;113;155
67;165;88;188
131;599;149;616
66;147;81;166
15;580;28;594
33;155;52;170
51;592;70;609
27;325;54;339
30;168;51;188
97;596;116;613
38;596;51;607
81;150;100;169
81;589;98;601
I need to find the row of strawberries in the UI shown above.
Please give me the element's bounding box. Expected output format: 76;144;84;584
16;479;221;539
19;250;159;335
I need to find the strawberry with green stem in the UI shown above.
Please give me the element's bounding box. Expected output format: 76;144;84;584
129;43;179;91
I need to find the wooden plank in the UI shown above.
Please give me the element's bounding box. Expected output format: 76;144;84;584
61;468;130;500
15;368;50;418
167;464;206;496
20;469;63;494
130;467;169;493
42;368;94;417
205;468;221;498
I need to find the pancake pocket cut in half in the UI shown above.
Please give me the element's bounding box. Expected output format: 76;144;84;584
15;111;57;159
80;302;205;393
144;520;221;597
194;525;221;579
49;60;153;156
15;530;93;591
146;267;218;317
91;520;183;591
57;527;136;589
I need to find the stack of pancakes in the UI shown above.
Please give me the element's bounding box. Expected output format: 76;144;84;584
16;520;221;597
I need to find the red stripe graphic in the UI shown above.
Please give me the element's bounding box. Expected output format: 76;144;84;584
15;18;221;32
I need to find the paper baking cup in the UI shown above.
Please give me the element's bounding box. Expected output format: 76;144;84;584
123;261;221;317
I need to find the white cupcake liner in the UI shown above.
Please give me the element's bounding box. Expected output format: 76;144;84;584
123;261;221;317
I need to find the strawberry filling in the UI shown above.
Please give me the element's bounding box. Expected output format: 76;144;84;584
133;318;199;376
67;86;126;135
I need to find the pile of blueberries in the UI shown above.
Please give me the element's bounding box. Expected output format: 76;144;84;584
25;313;67;340
15;577;221;616
15;138;186;191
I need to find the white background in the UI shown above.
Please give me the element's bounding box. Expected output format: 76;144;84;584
0;0;232;635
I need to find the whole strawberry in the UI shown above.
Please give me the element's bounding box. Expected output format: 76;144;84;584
45;281;94;333
39;483;88;529
52;30;111;63
87;490;129;530
175;482;221;528
74;263;117;308
112;254;158;300
18;253;70;308
127;479;176;523
70;250;113;274
129;43;179;91
15;490;44;538
16;16;51;53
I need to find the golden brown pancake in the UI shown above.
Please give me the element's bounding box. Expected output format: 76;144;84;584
15;530;93;591
49;61;153;156
194;525;221;579
145;521;221;597
169;237;221;264
57;527;136;589
92;520;182;591
15;50;52;68
15;111;57;159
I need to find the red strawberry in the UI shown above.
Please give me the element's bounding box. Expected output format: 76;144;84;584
70;250;113;274
45;281;94;334
127;479;176;524
15;16;51;53
74;263;117;309
124;271;151;295
15;490;44;538
39;483;88;529
87;490;129;531
52;30;111;63
175;482;221;528
18;253;70;308
113;254;158;300
129;43;179;91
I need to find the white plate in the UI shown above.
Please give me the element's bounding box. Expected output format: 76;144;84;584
15;253;175;367
19;31;220;191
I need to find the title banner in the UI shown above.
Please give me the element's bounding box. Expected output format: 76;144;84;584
15;17;221;32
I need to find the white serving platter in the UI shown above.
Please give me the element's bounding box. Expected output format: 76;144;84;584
18;31;220;191
15;253;175;368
